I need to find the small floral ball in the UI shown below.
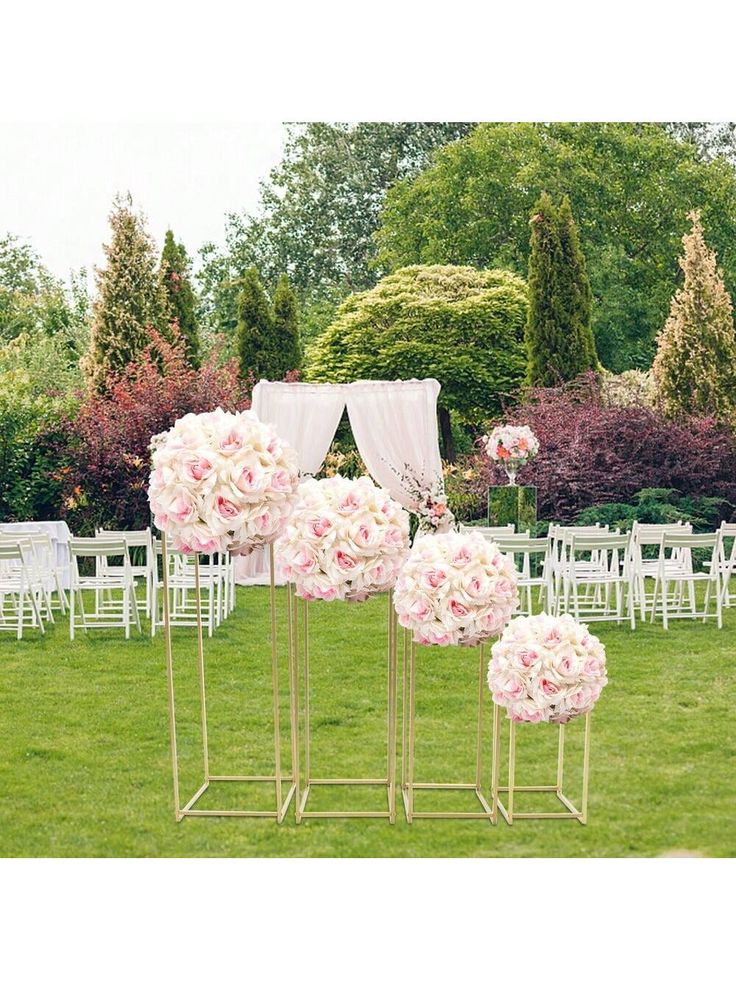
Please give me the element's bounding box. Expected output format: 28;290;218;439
148;408;299;554
275;475;410;601
393;531;518;647
483;424;539;463
488;613;608;724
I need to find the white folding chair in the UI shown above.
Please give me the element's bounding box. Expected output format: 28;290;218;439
650;531;723;629
493;536;552;613
69;538;141;639
151;540;218;638
703;521;736;607
0;542;46;637
558;531;635;628
0;530;67;620
630;522;691;621
96;529;154;618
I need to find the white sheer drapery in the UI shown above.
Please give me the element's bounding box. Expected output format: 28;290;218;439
345;379;444;512
252;380;347;477
236;377;445;584
235;381;347;584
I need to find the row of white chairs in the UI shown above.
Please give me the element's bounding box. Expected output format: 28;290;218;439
0;528;237;639
460;521;736;630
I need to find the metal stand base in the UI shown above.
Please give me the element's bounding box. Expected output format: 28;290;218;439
291;588;397;823
492;705;591;824
401;635;496;825
162;535;296;822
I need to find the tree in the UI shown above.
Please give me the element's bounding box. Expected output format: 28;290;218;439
235;267;276;384
376;123;736;371
83;195;167;391
271;273;302;375
0;234;86;344
652;211;736;422
526;194;598;386
197;123;475;340
159;229;199;366
307;265;528;461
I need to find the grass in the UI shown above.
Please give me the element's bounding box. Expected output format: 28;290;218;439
1;586;735;857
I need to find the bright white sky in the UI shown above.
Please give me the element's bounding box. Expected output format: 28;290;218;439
0;122;287;281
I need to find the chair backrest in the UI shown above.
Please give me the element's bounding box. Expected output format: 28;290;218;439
96;529;152;548
0;542;25;562
458;523;515;536
493;536;549;554
70;536;129;559
661;531;718;550
570;532;629;551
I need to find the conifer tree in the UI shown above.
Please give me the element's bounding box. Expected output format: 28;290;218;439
160;230;200;366
653;210;736;421
525;193;599;387
271;273;302;375
235;267;276;383
84;194;167;391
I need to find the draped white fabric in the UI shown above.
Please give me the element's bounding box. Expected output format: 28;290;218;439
252;380;347;477
345;379;444;512
236;380;347;584
235;377;444;584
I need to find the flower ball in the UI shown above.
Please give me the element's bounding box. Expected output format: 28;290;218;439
483;424;539;463
276;475;410;601
394;531;519;647
148;408;299;554
488;613;608;724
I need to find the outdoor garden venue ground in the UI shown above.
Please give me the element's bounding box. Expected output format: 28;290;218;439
1;585;734;859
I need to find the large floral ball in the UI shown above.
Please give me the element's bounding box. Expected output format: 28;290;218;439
394;531;518;647
488;613;608;724
483;424;539;464
275;475;410;601
148;408;299;554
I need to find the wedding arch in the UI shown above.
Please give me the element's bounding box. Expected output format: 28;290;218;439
236;378;444;584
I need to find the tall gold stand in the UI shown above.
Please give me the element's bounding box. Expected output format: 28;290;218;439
492;706;591;824
291;589;398;822
162;533;296;822
401;636;495;823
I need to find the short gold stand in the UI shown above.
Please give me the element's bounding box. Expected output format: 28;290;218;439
291;589;398;822
401;636;495;823
162;534;296;822
492;706;591;824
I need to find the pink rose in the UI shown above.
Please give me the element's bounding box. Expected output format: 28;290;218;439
336;550;356;572
184;457;213;482
423;568;447;590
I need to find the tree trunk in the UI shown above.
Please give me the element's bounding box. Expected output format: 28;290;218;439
438;405;455;462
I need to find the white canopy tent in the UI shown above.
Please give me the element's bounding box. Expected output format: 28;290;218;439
236;378;444;584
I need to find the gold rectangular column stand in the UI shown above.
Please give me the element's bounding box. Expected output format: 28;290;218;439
162;534;296;822
492;705;591;824
401;639;496;824
292;590;397;822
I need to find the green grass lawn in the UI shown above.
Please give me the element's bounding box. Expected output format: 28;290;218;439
1;586;735;857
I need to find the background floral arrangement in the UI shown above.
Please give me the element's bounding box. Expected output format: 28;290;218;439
276;474;410;601
488;612;608;723
483;424;540;466
394;530;518;646
148;408;299;553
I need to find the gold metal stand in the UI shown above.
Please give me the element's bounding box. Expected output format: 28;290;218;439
162;533;296;822
291;589;398;822
401;636;495;823
492;706;591;824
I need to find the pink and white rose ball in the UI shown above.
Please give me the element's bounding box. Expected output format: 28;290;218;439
488;612;608;724
275;475;410;601
148;408;299;554
393;531;519;647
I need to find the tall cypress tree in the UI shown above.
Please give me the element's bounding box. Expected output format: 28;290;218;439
83;194;167;391
271;273;302;375
235;267;276;383
653;210;736;421
526;193;598;387
160;230;200;366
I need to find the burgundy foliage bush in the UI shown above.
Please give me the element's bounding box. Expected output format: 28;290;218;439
458;376;736;522
60;331;251;532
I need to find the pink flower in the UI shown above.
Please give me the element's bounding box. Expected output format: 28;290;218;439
216;495;240;520
219;430;244;454
337;492;361;513
184;457;213;482
336;550;356;572
270;470;291;492
423;568;447;589
308;516;333;538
